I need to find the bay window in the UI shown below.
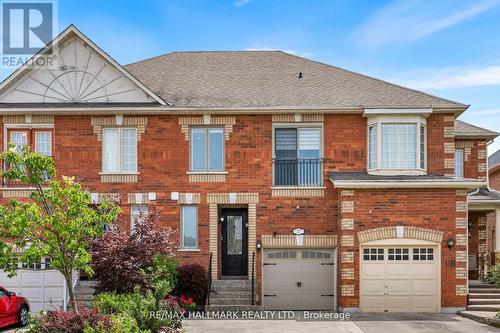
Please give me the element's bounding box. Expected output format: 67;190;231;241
190;128;224;172
102;128;137;173
273;126;322;186
368;117;426;173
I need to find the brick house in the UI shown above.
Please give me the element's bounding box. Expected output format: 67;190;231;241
489;149;500;191
0;25;499;313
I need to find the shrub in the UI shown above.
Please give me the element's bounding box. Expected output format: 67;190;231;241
83;314;146;333
92;285;182;333
173;264;208;308
27;307;111;333
487;264;500;286
90;212;176;293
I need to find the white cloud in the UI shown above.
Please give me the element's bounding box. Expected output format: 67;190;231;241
234;0;252;7
357;0;498;47
245;46;313;58
392;65;500;90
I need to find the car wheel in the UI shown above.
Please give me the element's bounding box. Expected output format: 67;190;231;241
18;305;28;327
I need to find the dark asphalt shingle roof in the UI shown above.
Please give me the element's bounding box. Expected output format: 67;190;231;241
125;51;466;109
469;186;500;201
489;149;500;169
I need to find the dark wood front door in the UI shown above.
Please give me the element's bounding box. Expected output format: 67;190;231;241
221;209;248;276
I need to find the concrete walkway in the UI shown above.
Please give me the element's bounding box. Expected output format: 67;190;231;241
184;312;500;333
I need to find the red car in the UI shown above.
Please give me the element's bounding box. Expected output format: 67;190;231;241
0;287;29;328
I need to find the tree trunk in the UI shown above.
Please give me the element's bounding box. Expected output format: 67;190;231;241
63;271;78;313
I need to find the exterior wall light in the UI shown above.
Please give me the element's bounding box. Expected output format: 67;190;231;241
447;237;455;250
256;240;262;251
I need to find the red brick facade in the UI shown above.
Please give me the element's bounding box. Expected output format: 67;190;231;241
0;111;484;311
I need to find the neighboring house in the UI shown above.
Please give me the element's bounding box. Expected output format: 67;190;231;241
489;149;500;191
0;25;498;313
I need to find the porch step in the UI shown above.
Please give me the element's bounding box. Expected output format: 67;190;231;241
469;288;500;294
210;291;252;298
210;297;253;305
466;304;500;312
468;282;497;288
205;305;261;312
469;299;500;305
211;280;254;293
468;293;500;299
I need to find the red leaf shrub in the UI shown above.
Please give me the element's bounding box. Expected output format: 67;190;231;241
31;307;111;333
173;264;208;308
90;211;176;293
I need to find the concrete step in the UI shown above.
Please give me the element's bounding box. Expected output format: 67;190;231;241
469;293;500;299
205;305;261;312
469;299;500;305
210;291;252;298
77;280;97;287
209;297;253;305
212;280;251;287
469;288;500;294
458;311;499;325
466;304;500;311
74;286;95;294
212;285;252;292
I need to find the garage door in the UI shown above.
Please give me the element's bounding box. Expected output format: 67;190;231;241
263;249;335;310
361;246;438;312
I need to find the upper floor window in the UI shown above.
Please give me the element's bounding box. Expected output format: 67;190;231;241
190;128;224;172
102;128;137;173
273;126;322;186
455;149;464;178
368;117;426;173
9;129;52;156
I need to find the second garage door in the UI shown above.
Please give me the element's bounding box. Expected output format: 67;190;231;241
263;248;335;310
361;246;439;312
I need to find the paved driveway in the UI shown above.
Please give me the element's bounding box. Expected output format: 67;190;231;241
184;312;500;333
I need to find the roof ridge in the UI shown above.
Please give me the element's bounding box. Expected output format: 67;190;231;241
125;50;285;67
278;51;468;108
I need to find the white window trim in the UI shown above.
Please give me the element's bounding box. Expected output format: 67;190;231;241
101;127;138;174
367;115;427;175
34;131;52;156
189;127;225;172
180;205;199;250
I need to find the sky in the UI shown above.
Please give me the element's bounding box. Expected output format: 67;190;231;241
1;0;500;155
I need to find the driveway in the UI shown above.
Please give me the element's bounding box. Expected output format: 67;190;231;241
184;312;500;333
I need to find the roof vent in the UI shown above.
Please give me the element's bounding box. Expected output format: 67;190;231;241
298;72;303;79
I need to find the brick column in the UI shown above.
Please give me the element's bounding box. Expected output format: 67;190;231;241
454;191;468;302
338;190;356;310
495;209;500;264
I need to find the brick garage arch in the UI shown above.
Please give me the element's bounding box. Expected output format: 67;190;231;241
357;226;444;244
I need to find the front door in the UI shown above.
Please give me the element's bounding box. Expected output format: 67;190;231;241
221;209;248;276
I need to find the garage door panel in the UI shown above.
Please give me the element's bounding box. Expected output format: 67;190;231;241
412;263;435;279
412;280;436;295
386;263;410;279
301;295;334;310
387;296;411;312
362;280;385;296
387;280;410;295
412;296;437;312
361;296;386;312
362;263;385;279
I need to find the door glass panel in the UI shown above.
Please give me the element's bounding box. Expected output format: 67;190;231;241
227;215;243;255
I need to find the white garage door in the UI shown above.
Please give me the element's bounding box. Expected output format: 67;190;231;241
263;249;335;310
0;270;67;312
361;246;439;312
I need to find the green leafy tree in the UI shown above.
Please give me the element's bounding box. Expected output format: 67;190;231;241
0;144;120;312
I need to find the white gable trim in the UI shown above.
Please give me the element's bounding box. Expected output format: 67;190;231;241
0;25;167;105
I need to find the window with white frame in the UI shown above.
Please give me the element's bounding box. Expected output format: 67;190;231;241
102;128;137;173
130;205;148;232
181;205;198;249
8;130;52;156
455;149;464;178
190;128;224;172
368;118;426;172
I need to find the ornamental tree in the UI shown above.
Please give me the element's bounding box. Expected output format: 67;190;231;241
0;144;120;312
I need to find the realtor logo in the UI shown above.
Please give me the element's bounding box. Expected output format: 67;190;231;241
1;0;57;68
